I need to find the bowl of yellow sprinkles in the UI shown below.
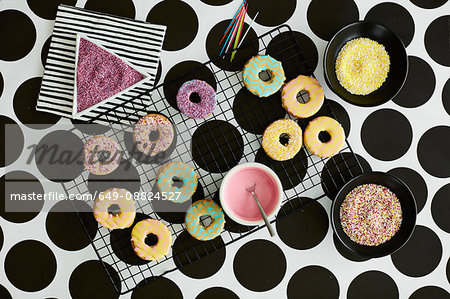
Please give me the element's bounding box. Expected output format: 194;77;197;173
324;21;408;106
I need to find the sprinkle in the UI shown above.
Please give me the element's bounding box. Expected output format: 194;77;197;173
339;184;402;246
335;38;390;95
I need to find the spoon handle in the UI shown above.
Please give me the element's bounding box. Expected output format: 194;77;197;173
251;192;276;237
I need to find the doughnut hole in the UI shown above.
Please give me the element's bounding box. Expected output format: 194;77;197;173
172;176;184;188
145;233;158;246
108;204;120;215
199;215;213;227
189;92;201;103
97;150;111;163
148;130;160;142
279;133;290;146
318;131;331;143
258;69;273;82
296;90;310;104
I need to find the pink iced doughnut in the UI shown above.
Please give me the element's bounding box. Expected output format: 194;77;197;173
82;136;122;175
133;114;175;156
176;79;216;119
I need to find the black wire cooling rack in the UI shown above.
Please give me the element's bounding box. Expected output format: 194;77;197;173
62;24;365;294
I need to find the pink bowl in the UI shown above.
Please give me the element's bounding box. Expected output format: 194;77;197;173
219;162;283;225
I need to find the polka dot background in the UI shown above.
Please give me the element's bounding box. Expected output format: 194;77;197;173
0;0;449;298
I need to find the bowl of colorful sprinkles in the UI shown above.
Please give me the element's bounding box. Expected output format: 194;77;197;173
324;21;408;106
331;172;416;258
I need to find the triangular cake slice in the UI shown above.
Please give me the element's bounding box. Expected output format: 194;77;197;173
73;34;150;118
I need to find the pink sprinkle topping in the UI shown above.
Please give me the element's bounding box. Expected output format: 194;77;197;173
176;79;216;119
339;183;402;246
76;38;144;113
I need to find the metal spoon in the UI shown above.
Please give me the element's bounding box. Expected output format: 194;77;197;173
245;183;276;237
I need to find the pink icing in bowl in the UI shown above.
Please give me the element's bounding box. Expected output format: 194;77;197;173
219;162;283;225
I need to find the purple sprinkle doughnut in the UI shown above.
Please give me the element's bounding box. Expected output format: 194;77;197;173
82;136;122;175
133;114;175;156
176;79;217;119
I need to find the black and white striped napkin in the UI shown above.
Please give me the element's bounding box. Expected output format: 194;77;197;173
36;4;166;123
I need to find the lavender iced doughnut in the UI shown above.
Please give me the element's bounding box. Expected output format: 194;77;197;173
82;136;121;175
176;79;216;119
133;114;175;156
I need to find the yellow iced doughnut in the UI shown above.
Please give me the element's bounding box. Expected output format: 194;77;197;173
93;188;136;229
304;116;345;158
281;75;324;118
262;119;302;161
131;218;172;261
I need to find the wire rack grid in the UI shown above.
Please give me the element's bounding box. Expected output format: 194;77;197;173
62;24;365;294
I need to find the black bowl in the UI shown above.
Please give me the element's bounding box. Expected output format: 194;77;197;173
331;171;416;258
324;21;408;106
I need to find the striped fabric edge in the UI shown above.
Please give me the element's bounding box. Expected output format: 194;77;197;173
36;4;166;123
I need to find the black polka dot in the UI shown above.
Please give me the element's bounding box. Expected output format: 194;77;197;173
131;277;182;299
333;234;370;262
152;183;204;224
417;126;450;178
447;258;450;284
232;87;286;134
387;167;428;213
410;286;450;299
70;118;110;135
0;10;36;61
147;0;198;51
246;0;296;27
365;2;415;47
392;56;436;108
0;72;3;97
13;77;61;129
163;60;216;111
35;130;84;182
276;198;328;250
46;200;97;251
321;152;372;200
298;99;351;137
287;265;339;299
233;239;286;292
41;36;51;67
0;284;12;299
205;19;258;72
5;240;56;292
361;109;412;161
0;171;44;223
391;225;442;277
0;115;24;167
307;0;359;41
255;147;308;190
200;0;232;5
192;120;243;173
27;0;77;19
155;61;162;86
425;16;450;67
0;225;3;252
266;31;319;73
410;0;448;9
196;287;239;299
69;260;121;298
443;78;450;116
87;159;141;196
110;213;150;265
173;231;225;279
347;271;398;299
431;183;450;233
85;0;135;19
